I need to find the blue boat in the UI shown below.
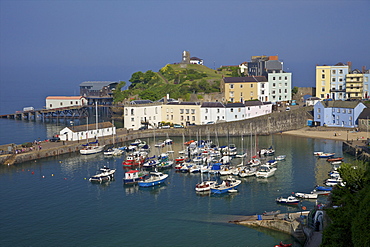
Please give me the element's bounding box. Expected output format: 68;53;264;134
138;171;168;187
210;177;241;194
318;153;335;158
315;186;333;191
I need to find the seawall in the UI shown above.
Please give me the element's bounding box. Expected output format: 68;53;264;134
0;107;312;165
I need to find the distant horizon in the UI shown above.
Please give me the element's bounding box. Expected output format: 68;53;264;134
1;0;369;114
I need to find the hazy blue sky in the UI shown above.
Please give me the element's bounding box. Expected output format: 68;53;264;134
0;0;369;112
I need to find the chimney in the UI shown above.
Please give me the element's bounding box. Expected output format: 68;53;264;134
347;61;352;71
164;95;168;104
362;66;366;73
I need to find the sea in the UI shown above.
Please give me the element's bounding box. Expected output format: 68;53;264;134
0;115;353;247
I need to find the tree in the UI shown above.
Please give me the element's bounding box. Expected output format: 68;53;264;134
292;86;298;95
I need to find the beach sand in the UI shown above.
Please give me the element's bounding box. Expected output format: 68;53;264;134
282;127;369;142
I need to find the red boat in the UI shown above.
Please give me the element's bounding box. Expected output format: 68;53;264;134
122;154;146;167
175;156;187;163
274;241;292;247
326;157;344;162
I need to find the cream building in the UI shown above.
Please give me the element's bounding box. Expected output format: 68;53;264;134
222;76;265;103
161;102;201;126
124;101;162;130
46;96;87;109
315;63;349;100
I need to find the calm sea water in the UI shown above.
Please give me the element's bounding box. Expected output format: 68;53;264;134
0;119;352;247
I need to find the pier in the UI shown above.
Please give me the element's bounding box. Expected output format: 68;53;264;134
230;211;322;246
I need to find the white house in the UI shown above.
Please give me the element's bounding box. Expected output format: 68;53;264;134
59;122;115;142
46;96;87;109
200;102;226;124
258;81;270;102
306;97;321;106
268;72;292;103
244;101;272;119
124;101;162;130
225;103;246;122
189;57;204;65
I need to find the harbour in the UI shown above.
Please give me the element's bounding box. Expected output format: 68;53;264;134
0;118;356;246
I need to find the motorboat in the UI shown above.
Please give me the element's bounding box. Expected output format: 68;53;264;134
255;165;277;178
138;171;168;187
295;192;318;199
238;166;257;177
275;195;300;204
195;181;217;192
89;166;116;183
210;177;241;194
123;170;148;184
275;155;286;161
318;153;335;158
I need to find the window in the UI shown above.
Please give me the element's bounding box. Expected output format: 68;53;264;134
272;90;276;94
187;116;189;121
204;116;207;120
339;70;343;74
318;108;321;113
230;108;234;112
321;87;325;92
337;108;340;113
261;83;265;88
186;109;189;114
125;109;128;115
273;77;276;80
322;74;325;79
171;115;173;120
205;109;208;113
285;76;287;80
332;78;336;82
70;101;73;104
155;107;158;114
131;109;134;115
235;115;237;119
181;116;184;120
191;109;195;114
60;102;63;106
332;70;336;74
230;84;234;89
192;116;195;121
272;83;276;87
131;118;134;121
144;108;146;115
238;108;241;112
217;109;220;113
180;109;184;114
240;84;243;88
279;77;281;81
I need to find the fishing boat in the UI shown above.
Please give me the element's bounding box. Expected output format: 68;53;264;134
255;165;277;178
318;153;335;158
275;195;300;204
137;171;168;187
210;177;241;194
274;241;292;247
122;153;146;167
123;170;148;184
295;192;318;199
195;181;217;192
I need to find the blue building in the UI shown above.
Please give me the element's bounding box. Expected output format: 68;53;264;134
314;101;367;128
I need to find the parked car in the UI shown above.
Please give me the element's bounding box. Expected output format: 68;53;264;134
49;137;60;142
138;126;148;130
206;121;215;124
161;125;171;129
173;124;184;128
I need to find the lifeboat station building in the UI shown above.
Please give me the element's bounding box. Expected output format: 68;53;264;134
59;122;115;142
46;96;87;109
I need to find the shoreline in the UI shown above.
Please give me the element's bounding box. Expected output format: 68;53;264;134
281;127;368;142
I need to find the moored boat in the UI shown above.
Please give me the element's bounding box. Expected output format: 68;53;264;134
210;177;241;194
255;165;277;178
123;170;148;184
295;192;318;199
326;157;344;162
138;171;168;187
275;195;300;204
80;141;105;155
318;153;335;158
195;181;217;192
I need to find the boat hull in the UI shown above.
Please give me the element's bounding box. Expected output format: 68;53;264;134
138;178;167;187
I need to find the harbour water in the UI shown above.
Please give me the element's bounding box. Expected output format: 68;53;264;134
0;119;352;246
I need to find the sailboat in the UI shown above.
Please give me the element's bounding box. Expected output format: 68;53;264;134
80;103;105;155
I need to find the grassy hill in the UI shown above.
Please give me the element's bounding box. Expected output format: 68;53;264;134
114;63;231;102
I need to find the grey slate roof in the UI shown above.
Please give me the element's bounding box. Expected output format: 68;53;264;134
223;76;267;83
80;81;118;90
71;122;113;132
244;100;263;106
201;102;225;108
322;100;362;109
130;100;153;104
225;103;245;108
167;102;200;105
358;108;370;119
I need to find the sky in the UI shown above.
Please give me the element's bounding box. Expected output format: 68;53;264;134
0;0;369;114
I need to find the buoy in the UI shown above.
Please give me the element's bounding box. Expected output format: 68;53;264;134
59;161;62;163
64;178;67;180
42;175;45;178
84;178;87;180
31;171;34;175
52;174;54;176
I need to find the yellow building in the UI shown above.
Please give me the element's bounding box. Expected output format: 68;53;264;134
222;76;265;103
315;63;349;100
161;102;201;126
346;70;364;100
